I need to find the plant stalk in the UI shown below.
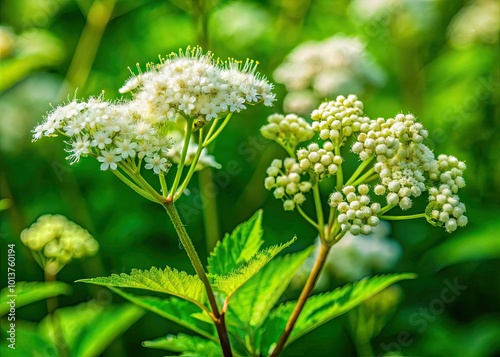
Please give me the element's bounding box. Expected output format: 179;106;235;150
163;202;233;356
45;271;70;357
270;243;331;356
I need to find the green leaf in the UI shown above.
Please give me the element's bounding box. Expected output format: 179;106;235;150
109;287;216;341
229;246;314;329
0;281;71;317
0;322;56;356
207;210;263;275
211;238;296;299
420;220;500;271
143;333;221;356
260;273;417;355
39;300;144;357
77;266;206;308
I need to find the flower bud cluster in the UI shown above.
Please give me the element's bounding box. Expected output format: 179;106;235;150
372;150;429;211
21;215;99;270
264;158;312;211
310;94;369;145
260;113;314;149
296;141;342;179
429;154;466;193
329;185;381;235
352;114;428;162
427;185;467;233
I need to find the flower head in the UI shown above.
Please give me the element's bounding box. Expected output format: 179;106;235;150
20;214;98;274
120;46;275;123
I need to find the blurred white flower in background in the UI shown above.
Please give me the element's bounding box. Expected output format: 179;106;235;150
294;221;401;289
274;35;385;115
167;130;221;171
448;0;499;48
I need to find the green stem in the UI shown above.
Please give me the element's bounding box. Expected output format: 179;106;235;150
296;205;319;229
345;156;375;186
111;169;157;203
174;129;205;201
45;271;69;357
203;113;233;147
118;162;165;203
380;213;426;220
198;167;220;254
312;182;325;241
159;173;168;197
351;167;375;187
270;243;331;357
378;204;396;216
203;117;220;144
335;144;343;191
170;119;193;198
163;202;232;357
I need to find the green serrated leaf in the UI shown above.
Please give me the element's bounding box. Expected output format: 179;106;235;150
38;300;144;357
0;281;71;317
211;238;296;299
207;210;263;275
143;333;221;356
229;246;314;329
260;273;417;355
109;287;216;341
77;266;206;307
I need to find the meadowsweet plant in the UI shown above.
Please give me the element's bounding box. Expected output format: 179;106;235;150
260;94;467;355
32;44;467;356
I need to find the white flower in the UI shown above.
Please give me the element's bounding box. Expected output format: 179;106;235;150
91;130;112;149
115;138;137;159
97;150;121;171
66;135;91;164
145;153;168;174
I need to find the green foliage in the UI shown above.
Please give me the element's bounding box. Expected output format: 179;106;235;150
109;287;216;341
38;300;144;357
143;333;221;356
260;273;417;355
207;210;263;276
210;238;296;298
229;246;314;329
421;220;500;270
77;266;206;308
0;322;56;356
0;281;71;316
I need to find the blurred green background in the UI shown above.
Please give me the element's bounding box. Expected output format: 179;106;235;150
1;0;499;356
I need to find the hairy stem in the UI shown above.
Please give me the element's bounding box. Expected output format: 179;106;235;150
270;243;331;356
163;202;232;356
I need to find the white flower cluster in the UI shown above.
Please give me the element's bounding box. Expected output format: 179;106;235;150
33;48;275;176
260;113;314;149
274;36;385;114
351;114;433;210
264;158;312;211
311;94;370;145
352;113;428;161
426;155;467;232
33;96;172;174
296;141;342;179
20;214;98;269
120;47;275;122
329;185;381;235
